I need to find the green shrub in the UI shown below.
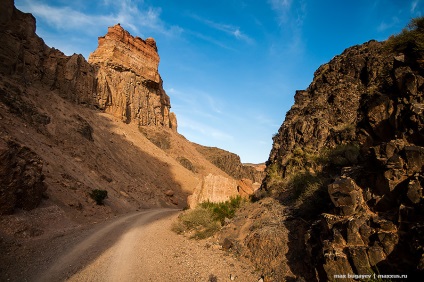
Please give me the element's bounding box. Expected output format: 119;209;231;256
172;207;221;239
172;196;246;239
266;162;283;184
89;189;108;205
285;146;320;175
200;196;244;225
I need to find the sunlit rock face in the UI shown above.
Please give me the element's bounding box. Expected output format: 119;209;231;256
0;1;176;131
89;24;177;130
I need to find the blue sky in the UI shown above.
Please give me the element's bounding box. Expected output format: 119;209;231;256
16;0;423;163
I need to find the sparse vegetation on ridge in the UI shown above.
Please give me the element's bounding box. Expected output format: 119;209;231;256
386;16;424;58
263;143;360;218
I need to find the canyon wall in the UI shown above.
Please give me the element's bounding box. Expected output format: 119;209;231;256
193;143;265;184
0;0;175;130
260;38;423;279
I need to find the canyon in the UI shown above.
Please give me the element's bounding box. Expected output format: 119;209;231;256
0;1;263;279
1;0;423;281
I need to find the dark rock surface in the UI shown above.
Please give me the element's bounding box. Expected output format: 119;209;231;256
193;143;265;184
0;138;46;215
261;38;423;279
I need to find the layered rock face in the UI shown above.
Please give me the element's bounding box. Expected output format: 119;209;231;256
263;40;424;279
0;0;97;105
89;24;176;130
0;0;175;130
188;174;239;208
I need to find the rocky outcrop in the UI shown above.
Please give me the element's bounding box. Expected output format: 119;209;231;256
0;0;97;105
194;144;265;184
188;174;239;208
89;24;176;130
265;40;392;179
261;37;424;279
0;0;176;130
0;138;46;215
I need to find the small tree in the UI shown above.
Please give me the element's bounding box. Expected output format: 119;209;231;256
89;189;108;205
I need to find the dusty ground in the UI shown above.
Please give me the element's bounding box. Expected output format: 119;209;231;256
0;208;260;282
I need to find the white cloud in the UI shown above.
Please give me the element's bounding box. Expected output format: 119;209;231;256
411;0;419;13
16;0;180;37
269;0;292;10
185;30;236;50
190;14;254;44
268;0;293;24
268;0;306;27
178;116;234;142
255;114;280;127
267;0;306;56
167;87;224;118
377;16;400;32
411;0;422;16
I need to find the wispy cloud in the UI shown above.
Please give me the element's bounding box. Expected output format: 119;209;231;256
16;0;181;37
411;0;419;13
185;30;236;51
255;114;280;127
268;0;293;24
411;0;422;16
268;0;306;27
167;87;223;118
377;16;400;32
190;14;254;44
178;116;234;142
267;0;306;55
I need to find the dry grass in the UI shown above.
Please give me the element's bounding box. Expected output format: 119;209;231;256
172;207;221;239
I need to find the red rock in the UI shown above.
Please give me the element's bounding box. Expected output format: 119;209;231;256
89;24;176;130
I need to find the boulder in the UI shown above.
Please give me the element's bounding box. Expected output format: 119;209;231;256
328;177;364;216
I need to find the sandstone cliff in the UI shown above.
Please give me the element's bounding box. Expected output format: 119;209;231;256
0;2;97;105
89;24;177;130
0;1;175;130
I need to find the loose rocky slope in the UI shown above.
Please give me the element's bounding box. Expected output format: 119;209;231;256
221;29;423;281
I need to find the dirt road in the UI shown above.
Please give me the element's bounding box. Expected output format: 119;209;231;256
2;209;258;281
